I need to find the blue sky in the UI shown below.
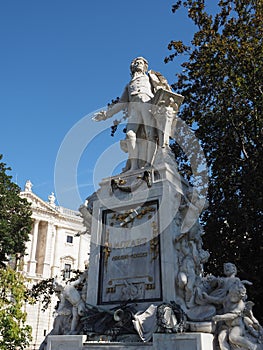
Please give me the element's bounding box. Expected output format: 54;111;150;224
1;1;212;209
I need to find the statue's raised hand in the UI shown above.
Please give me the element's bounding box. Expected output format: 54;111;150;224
92;110;107;122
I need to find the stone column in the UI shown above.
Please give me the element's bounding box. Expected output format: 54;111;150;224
28;219;39;276
77;235;84;270
77;234;90;270
42;222;54;278
51;226;63;278
49;224;56;276
24;232;33;270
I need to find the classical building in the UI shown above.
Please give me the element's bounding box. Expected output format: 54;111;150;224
20;180;90;350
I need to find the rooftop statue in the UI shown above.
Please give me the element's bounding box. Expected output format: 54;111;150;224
93;57;184;172
24;179;33;192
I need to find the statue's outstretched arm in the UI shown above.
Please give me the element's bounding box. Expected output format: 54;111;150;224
213;311;242;322
93;86;129;121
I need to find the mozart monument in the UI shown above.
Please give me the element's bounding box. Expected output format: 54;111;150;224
43;57;263;350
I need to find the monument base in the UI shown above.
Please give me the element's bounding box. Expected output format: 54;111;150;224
47;335;86;350
47;333;214;350
152;333;214;350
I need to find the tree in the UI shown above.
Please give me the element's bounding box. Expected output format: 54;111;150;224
0;267;32;350
0;154;33;266
166;0;263;320
0;155;34;347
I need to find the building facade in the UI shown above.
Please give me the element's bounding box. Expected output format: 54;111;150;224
20;181;90;350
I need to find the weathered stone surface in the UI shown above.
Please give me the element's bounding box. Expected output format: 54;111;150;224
86;163;191;310
47;333;214;350
153;333;214;350
47;335;86;350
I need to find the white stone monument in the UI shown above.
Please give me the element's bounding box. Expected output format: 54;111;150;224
45;57;263;350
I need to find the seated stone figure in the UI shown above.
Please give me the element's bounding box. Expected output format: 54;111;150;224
198;263;251;311
243;301;263;346
188;262;253;325
212;282;262;350
39;274;87;350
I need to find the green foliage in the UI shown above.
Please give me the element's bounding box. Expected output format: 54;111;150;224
0;154;33;266
0;267;32;350
0;155;34;347
27;277;55;311
167;0;263;320
28;269;84;311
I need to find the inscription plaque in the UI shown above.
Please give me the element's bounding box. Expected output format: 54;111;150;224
98;200;162;304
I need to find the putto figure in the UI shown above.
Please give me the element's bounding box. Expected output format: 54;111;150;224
93;57;183;172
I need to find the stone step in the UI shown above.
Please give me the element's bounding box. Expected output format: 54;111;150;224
83;342;152;349
47;333;214;350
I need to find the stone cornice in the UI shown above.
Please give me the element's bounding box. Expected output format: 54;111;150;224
20;191;84;228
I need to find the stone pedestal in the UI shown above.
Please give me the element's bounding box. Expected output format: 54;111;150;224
84;341;152;350
86;161;191;311
47;333;214;350
47;160;213;349
47;335;86;350
153;333;214;350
